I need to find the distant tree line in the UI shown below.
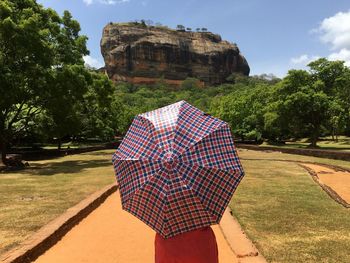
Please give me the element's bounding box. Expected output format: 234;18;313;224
112;58;350;148
129;20;209;32
211;59;350;146
1;1;350;168
176;25;208;32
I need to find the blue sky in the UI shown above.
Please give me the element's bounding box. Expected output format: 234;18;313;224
38;0;350;77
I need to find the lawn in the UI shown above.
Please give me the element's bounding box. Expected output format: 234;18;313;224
0;149;116;256
230;148;350;263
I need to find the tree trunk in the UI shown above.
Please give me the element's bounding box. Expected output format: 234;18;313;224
0;138;8;166
309;124;320;148
344;112;350;136
57;137;61;150
310;137;317;148
310;134;318;148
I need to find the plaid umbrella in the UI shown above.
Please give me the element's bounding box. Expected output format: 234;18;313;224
112;100;244;238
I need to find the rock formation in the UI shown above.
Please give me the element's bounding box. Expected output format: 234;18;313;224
100;22;250;86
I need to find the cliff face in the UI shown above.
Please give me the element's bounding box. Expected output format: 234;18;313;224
100;23;250;86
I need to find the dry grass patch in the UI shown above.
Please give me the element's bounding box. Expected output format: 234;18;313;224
230;149;350;262
0;149;116;256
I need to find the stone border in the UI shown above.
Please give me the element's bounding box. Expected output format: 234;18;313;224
219;208;267;263
298;164;350;208
237;144;350;161
0;183;118;263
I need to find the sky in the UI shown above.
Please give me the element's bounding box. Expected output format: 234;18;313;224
38;0;350;77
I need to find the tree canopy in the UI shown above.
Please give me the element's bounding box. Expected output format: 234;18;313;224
0;0;121;164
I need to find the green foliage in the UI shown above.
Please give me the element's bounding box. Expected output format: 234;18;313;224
180;77;201;90
211;58;350;146
211;82;274;142
0;0;121;159
176;24;185;31
108;57;349;148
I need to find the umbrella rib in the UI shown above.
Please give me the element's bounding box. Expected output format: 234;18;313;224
176;122;228;157
122;166;165;207
170;100;186;152
180;159;241;176
173;167;218;223
138;114;168;156
160;183;169;237
112;157;162;164
176;163;244;222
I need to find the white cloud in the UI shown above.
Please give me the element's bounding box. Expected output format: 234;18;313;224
83;55;104;69
290;54;309;64
315;10;350;66
83;0;130;5
290;10;350;70
290;54;320;66
83;0;93;5
328;48;350;66
317;10;350;50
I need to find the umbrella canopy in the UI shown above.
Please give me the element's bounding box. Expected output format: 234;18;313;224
112;100;245;238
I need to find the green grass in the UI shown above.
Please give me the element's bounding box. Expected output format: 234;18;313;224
230;149;350;263
261;136;350;151
0;149;116;256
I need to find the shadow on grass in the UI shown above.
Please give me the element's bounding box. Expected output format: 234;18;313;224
3;159;113;176
82;151;116;156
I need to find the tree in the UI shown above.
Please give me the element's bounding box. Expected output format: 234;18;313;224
78;72;124;141
176;24;185;31
196;28;200;32
226;73;249;84
201;27;208;32
308;58;350;136
327;99;344;141
267;70;331;147
210;82;273;142
186;27;192;31
145;19;153;26
334;67;350;135
42;65;91;149
308;58;346;95
181;78;201;90
140;19;146;27
0;1;88;164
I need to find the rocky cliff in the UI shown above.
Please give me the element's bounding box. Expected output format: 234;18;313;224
100;23;250;86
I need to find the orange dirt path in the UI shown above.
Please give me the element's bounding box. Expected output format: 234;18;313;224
301;163;350;204
34;191;238;263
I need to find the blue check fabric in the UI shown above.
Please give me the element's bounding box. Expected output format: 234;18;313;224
112;100;245;238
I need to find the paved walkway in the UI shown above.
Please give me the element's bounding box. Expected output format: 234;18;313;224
301;163;350;204
34;191;238;263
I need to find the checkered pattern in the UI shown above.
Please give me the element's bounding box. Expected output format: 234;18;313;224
112;100;245;238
